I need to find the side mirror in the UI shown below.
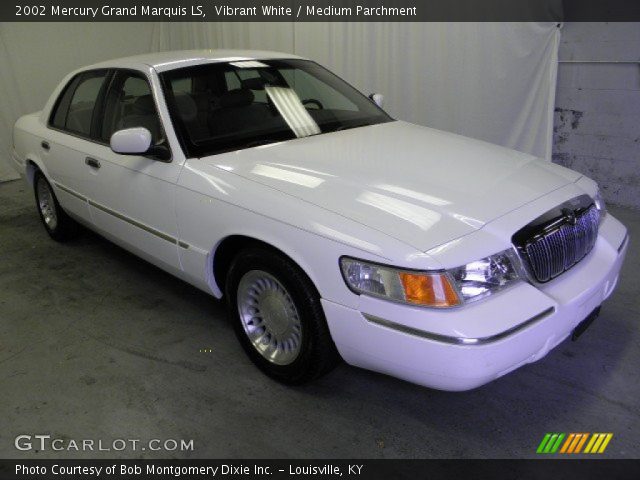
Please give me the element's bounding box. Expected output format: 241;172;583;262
110;128;171;161
369;93;384;108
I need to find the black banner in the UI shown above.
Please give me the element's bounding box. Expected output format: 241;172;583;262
2;0;640;22
1;460;640;480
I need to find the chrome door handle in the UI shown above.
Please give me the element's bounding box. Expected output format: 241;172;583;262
85;157;101;169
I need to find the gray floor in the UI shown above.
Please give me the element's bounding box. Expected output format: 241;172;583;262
1;178;639;459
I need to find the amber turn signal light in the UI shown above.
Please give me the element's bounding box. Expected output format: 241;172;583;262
399;272;461;307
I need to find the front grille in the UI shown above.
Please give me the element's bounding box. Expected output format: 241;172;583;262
513;196;600;283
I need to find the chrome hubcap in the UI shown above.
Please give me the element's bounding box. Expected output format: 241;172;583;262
37;180;58;230
237;270;302;365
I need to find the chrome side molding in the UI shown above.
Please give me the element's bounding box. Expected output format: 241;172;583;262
53;181;189;249
618;233;629;253
363;307;555;345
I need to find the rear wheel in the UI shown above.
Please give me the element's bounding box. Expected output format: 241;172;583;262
226;248;340;384
34;171;79;242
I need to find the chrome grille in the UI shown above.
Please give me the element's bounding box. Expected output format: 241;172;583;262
518;204;599;283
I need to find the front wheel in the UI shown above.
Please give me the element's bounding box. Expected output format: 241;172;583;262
226;248;340;384
34;171;79;242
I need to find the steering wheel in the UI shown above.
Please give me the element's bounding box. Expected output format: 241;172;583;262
302;98;324;110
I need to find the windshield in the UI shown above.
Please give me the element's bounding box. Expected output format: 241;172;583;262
160;59;392;157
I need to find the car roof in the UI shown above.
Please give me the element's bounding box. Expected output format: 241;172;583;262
85;49;306;73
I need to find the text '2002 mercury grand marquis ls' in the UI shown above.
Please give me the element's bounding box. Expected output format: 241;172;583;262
12;50;628;391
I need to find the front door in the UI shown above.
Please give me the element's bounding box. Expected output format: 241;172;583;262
84;69;184;272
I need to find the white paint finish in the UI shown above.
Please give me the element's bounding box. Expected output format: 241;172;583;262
174;173;409;307
323;219;628;391
204;120;577;252
86;141;184;272
13;113;95;223
427;182;594;269
87;49;304;73
12;51;629;390
110;128;152;154
357;281;554;340
84;67;186;272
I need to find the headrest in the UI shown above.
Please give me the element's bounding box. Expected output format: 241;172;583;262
132;95;156;115
241;77;266;91
219;88;254;108
173;93;197;122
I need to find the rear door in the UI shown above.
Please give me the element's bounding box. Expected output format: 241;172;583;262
84;69;184;272
44;69;110;223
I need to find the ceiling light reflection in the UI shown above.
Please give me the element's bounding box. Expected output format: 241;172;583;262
252;164;324;188
265;86;321;138
376;184;451;207
357;192;441;231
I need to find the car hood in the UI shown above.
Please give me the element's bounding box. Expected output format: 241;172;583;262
204;121;581;251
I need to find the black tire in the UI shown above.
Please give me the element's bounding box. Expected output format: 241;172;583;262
34;170;79;242
226;247;340;384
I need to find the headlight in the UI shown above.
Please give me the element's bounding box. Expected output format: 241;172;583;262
448;250;521;303
340;249;520;308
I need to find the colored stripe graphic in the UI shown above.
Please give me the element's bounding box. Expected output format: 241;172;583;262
560;433;575;453
584;433;613;454
536;433;565;454
574;433;589;453
564;433;589;453
537;433;552;453
539;433;613;454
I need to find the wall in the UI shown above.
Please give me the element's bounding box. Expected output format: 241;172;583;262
0;23;160;181
553;22;640;209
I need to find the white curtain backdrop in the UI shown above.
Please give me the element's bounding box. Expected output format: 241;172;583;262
0;23;160;181
0;22;560;181
294;23;560;160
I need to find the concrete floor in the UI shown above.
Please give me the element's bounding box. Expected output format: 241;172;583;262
1;178;639;459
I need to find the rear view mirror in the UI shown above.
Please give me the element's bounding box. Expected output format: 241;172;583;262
110;127;170;161
110;127;152;155
369;93;384;108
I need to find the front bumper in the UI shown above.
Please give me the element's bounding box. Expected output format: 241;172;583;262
322;214;628;391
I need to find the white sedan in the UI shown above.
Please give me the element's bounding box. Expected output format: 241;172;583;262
12;50;628;391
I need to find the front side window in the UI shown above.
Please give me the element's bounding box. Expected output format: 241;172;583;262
161;59;392;157
100;71;165;145
50;70;108;137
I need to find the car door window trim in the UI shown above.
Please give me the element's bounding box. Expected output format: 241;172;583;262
98;68;173;162
47;68;172;162
48;69;112;141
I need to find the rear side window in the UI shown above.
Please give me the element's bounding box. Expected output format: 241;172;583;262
50;79;77;129
50;70;108;137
